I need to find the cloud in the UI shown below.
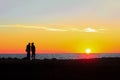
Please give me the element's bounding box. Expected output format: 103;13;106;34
83;28;97;32
45;28;68;32
0;24;105;33
0;24;68;32
69;27;105;33
19;25;68;32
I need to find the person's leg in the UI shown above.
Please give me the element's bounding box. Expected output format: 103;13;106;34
32;52;35;60
28;53;30;60
32;53;34;60
27;52;30;60
33;52;35;60
34;54;35;60
27;52;29;59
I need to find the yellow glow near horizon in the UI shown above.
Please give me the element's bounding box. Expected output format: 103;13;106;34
0;24;120;54
86;48;91;54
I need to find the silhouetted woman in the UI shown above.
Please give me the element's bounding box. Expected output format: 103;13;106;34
26;43;30;60
31;42;36;60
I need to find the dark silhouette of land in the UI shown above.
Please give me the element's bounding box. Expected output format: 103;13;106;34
0;58;120;80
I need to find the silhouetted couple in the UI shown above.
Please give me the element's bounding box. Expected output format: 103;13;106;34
26;42;36;60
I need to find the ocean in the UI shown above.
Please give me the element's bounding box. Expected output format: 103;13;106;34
0;53;120;60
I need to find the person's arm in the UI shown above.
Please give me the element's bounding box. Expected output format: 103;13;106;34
25;46;28;52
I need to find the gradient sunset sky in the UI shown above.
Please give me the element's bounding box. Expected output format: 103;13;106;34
0;0;120;54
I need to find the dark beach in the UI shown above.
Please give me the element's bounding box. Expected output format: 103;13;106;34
0;58;120;80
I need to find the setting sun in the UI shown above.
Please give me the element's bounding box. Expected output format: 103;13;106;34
86;48;91;54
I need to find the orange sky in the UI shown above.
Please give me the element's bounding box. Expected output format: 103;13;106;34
0;0;120;54
0;23;120;54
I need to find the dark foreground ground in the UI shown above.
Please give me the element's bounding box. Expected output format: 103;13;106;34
0;58;120;80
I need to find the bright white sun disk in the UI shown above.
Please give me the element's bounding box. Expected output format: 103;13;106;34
86;48;91;54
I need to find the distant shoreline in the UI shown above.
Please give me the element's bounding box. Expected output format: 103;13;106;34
0;53;120;54
0;53;120;60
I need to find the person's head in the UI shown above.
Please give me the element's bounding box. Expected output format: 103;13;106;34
28;43;30;45
32;42;34;45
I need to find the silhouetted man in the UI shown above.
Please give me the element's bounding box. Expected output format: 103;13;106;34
31;42;36;60
26;43;30;60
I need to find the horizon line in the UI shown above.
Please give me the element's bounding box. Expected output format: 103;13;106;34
0;53;120;54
